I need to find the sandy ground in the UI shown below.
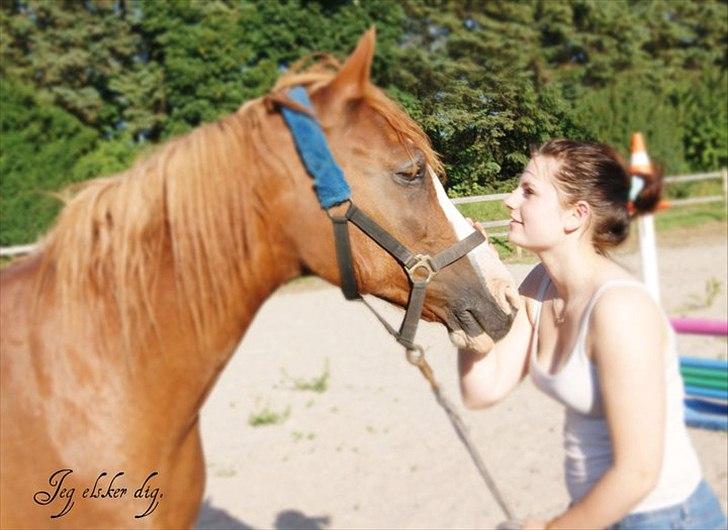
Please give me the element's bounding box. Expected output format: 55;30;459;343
196;228;727;530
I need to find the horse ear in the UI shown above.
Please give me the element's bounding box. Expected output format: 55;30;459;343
326;26;376;101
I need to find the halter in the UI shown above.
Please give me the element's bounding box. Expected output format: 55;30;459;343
278;85;485;354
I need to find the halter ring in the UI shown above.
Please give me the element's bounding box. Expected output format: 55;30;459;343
326;199;353;221
405;254;437;284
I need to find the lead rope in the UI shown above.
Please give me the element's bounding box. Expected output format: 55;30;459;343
276;86;516;521
359;296;515;521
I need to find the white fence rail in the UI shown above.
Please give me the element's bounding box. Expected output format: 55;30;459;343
454;169;728;237
0;244;37;258
451;193;509;205
2;170;726;258
664;170;727;185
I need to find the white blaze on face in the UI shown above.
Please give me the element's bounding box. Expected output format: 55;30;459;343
429;169;516;314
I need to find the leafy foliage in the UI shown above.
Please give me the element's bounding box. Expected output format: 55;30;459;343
0;79;100;244
0;0;726;244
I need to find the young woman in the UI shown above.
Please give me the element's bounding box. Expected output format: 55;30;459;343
460;140;726;529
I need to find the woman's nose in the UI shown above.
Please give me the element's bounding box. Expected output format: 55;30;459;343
503;190;517;210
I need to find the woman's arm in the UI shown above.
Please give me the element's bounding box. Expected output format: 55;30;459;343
545;287;667;529
459;264;545;409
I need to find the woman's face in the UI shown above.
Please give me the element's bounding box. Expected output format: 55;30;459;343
504;155;571;252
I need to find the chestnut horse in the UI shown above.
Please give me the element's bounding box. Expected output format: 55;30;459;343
0;29;517;528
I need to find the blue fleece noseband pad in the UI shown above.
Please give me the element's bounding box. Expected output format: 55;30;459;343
280;86;351;209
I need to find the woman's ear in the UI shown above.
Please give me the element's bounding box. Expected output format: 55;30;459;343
564;200;591;233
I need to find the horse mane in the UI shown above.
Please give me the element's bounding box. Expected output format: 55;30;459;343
30;56;443;354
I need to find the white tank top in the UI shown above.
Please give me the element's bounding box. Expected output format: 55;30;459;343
529;276;702;513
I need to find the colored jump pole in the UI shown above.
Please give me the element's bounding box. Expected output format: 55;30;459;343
629;133;661;302
638;214;659;301
671;318;728;336
680;357;728;371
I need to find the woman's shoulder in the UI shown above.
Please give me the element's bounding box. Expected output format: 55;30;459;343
588;260;653;307
589;285;668;375
589;277;666;353
592;264;657;307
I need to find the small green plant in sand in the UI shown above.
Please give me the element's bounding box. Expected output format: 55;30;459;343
281;359;330;393
248;404;291;427
208;462;237;477
290;430;315;442
215;466;237;478
676;277;723;313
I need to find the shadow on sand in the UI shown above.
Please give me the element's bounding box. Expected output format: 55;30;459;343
196;499;331;530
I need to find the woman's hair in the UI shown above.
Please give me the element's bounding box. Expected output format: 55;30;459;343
534;139;664;253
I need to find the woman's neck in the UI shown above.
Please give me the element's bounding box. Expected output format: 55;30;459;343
538;240;603;301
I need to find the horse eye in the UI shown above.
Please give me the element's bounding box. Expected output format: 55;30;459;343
396;162;426;183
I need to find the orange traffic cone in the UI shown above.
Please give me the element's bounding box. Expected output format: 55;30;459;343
628;132;653;176
628;132;670;212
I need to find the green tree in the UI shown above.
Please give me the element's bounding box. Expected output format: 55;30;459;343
680;69;728;171
0;0;725;244
0;79;98;244
0;0;141;134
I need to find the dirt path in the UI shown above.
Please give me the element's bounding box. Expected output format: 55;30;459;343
196;234;727;530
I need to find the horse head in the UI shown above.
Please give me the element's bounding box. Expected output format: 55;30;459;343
269;29;519;354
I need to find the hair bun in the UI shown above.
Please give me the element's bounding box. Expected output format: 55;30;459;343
629;163;664;216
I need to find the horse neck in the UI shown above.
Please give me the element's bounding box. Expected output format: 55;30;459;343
32;103;306;428
130;225;300;426
129;113;306;419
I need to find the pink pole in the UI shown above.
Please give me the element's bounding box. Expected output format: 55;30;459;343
670;318;728;336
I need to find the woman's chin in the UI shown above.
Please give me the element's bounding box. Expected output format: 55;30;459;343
506;231;523;246
448;330;495;356
506;233;531;252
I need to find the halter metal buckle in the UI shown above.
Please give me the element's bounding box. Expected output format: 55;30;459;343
405;254;437;284
326;199;353;221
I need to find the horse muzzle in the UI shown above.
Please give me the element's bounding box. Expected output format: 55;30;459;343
443;279;520;355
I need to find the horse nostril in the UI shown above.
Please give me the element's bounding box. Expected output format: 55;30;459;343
454;309;485;338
